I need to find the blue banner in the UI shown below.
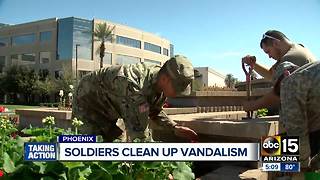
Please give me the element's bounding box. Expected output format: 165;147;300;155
24;142;56;161
58;135;96;143
280;162;300;172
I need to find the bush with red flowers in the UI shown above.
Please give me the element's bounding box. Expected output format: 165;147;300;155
0;106;5;113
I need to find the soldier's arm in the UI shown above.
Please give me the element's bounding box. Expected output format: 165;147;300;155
253;63;273;80
149;107;199;142
149;103;177;130
242;55;273;80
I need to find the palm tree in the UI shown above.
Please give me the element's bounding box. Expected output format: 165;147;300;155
224;74;237;88
93;23;115;69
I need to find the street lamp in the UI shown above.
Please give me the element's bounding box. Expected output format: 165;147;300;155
75;44;80;81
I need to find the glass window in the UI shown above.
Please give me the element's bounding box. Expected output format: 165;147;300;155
57;17;92;61
40;31;52;42
0;37;9;47
57;18;74;60
170;44;174;57
115;54;140;65
103;52;112;64
73;18;92;60
12;33;35;46
163;48;169;56
21;53;36;65
40;52;51;64
0;56;5;73
144;42;161;54
116;35;141;49
144;59;161;66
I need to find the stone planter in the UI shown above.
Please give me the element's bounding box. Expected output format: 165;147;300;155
16;108;72;129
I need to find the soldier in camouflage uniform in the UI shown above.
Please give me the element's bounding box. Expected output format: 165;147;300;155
273;61;320;170
73;55;198;142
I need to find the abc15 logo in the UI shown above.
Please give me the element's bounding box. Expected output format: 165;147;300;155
261;136;299;156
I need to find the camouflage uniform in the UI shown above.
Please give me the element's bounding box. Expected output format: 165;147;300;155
274;61;320;168
73;55;194;142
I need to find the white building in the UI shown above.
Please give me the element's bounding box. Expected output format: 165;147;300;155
195;67;226;87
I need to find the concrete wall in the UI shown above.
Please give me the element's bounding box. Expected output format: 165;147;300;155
236;78;273;91
168;89;268;107
16;108;278;141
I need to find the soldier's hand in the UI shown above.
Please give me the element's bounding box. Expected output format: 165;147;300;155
174;125;199;142
242;55;256;66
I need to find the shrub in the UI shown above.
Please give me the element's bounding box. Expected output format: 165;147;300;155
0;116;195;179
257;108;268;117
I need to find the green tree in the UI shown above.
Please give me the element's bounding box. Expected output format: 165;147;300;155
0;74;5;103
224;74;238;88
1;66;20;96
0;73;5;94
54;66;75;94
1;65;39;104
93;23;115;69
16;66;39;104
35;77;56;103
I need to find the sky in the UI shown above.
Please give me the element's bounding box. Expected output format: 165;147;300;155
0;0;319;81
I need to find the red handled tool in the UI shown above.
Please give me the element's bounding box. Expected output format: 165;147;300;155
242;61;254;119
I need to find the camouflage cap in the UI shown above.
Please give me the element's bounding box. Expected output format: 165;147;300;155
165;55;194;96
273;61;299;83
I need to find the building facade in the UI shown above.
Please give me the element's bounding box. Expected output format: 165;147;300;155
194;67;226;87
0;17;174;78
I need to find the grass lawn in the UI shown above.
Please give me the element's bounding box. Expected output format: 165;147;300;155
0;104;40;112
